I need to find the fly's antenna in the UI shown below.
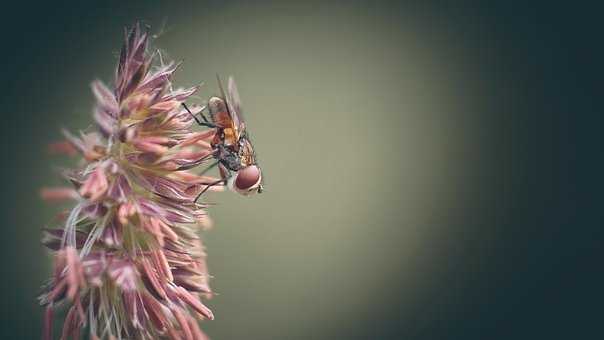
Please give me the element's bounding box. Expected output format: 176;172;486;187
195;178;227;202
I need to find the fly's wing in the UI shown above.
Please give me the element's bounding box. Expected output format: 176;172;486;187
216;74;227;101
226;76;246;135
210;75;231;130
216;74;243;139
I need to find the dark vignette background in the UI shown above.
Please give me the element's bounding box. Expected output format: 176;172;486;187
0;1;602;339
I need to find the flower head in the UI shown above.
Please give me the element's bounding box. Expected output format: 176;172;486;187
40;23;219;339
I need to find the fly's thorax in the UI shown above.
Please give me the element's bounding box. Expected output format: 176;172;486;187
221;154;242;171
216;144;242;171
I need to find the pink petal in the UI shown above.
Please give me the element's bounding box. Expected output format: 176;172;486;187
43;305;53;340
149;99;180;113
174;286;214;320
140;293;169;332
79;167;109;201
40;187;78;202
138;62;180;93
61;306;82;340
108;260;139;291
91;80;118;116
133;141;169;155
65;247;85;301
160;220;179;242
171;306;194;340
141;257;167;300
48;140;78;156
82;252;107;286
180;130;216;147
162;86;198;102
153;250;174;283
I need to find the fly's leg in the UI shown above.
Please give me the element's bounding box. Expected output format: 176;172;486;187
176;149;219;171
195;164;232;202
218;162;230;179
183;102;210;123
182;103;216;128
199;160;220;176
195;177;227;202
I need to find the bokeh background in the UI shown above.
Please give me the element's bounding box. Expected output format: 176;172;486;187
0;1;602;339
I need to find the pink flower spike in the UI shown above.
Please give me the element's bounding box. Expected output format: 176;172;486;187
41;23;225;339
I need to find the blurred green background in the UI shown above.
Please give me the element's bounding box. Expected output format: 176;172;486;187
0;1;602;339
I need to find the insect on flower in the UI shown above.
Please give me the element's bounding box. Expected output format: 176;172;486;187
183;75;264;198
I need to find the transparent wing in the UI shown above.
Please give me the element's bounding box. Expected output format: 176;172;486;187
227;76;243;120
216;73;227;100
216;74;244;137
227;76;245;133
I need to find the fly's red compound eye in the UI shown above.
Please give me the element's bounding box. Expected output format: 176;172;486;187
235;165;261;191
